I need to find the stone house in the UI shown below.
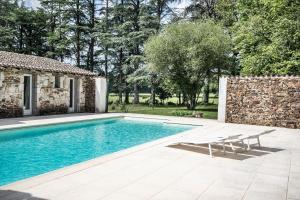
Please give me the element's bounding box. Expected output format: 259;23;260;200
0;51;107;118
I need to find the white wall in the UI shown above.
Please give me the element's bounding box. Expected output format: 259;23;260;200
218;77;228;122
95;77;107;113
0;71;3;87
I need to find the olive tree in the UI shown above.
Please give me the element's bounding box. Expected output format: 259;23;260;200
145;20;231;109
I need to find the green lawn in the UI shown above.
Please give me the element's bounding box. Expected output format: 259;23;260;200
108;104;218;119
108;93;218;119
109;93;218;105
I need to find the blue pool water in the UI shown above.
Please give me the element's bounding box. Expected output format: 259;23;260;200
0;118;193;186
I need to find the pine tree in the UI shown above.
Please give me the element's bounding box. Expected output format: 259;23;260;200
14;5;48;55
124;0;157;104
86;0;97;71
0;0;18;51
41;0;71;61
148;0;175;105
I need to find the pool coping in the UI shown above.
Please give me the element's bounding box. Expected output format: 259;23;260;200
0;113;205;190
0;114;122;132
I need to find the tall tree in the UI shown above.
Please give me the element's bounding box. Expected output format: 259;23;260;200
41;0;71;61
145;20;231;109
234;0;300;75
0;0;18;52
121;0;156;104
86;0;96;71
57;0;88;67
15;6;48;55
148;0;175;105
184;0;219;20
184;0;220;104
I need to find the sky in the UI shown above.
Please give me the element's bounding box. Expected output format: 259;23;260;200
24;0;40;8
25;0;190;10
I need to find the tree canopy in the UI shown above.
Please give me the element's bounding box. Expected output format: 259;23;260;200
233;0;300;75
0;0;299;107
145;20;231;109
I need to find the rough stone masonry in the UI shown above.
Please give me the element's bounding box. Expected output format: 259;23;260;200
225;76;300;129
0;67;96;118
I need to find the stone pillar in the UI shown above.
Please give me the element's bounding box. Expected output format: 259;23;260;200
95;77;107;113
218;76;228;122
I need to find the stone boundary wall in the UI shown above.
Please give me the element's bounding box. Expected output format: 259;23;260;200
224;76;300;129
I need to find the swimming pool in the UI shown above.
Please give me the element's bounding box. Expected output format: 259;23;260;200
0;118;194;186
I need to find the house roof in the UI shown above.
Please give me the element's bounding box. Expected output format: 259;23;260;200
0;51;97;76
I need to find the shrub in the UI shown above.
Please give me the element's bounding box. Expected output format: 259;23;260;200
192;111;203;118
120;103;129;113
111;104;116;110
171;110;193;117
145;98;159;105
166;102;176;106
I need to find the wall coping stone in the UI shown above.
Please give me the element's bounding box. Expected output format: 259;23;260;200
221;75;300;79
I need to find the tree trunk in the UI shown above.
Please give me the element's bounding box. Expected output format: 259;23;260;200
60;55;64;62
58;3;64;62
216;66;221;95
150;85;155;106
125;90;129;104
131;0;140;105
187;94;197;110
75;0;80;67
118;90;122;103
88;0;95;72
104;0;109;112
19;25;23;51
149;0;164;106
50;1;56;59
133;83;139;104
178;92;181;105
118;47;123;103
124;80;129;104
203;77;210;104
203;69;211;104
150;75;155;105
183;93;187;106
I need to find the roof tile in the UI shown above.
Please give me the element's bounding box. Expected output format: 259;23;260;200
0;51;97;76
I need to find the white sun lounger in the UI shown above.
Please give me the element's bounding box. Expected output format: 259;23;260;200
225;129;275;151
179;129;275;157
179;134;242;157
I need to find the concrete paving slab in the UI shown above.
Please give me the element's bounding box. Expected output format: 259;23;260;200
0;113;299;200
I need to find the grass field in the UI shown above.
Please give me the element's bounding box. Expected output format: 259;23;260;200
108;93;218;119
109;93;218;104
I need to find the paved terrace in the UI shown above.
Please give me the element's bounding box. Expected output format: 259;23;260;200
0;113;299;200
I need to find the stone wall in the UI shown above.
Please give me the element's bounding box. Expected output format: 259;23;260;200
84;77;95;112
226;76;300;129
0;67;96;118
78;79;86;112
0;68;23;118
37;72;70;115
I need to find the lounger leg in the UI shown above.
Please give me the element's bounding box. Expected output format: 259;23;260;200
230;143;236;154
247;139;251;150
241;140;246;150
257;136;261;148
223;141;226;155
208;144;213;158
